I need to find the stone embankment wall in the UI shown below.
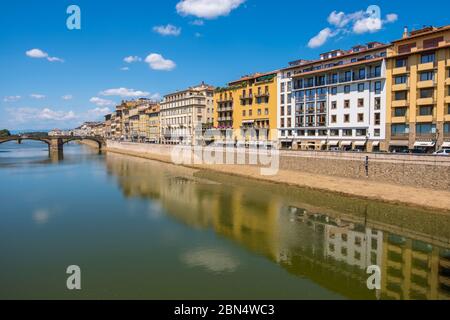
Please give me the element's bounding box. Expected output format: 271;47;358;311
106;141;450;191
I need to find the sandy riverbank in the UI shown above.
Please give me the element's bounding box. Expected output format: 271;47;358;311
105;145;450;213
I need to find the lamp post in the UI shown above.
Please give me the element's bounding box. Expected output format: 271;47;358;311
433;128;440;152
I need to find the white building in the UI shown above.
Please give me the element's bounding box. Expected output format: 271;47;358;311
160;82;215;145
278;42;388;152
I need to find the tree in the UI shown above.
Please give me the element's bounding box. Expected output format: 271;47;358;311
0;129;11;137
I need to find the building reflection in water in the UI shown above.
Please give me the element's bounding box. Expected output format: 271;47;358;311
105;152;450;300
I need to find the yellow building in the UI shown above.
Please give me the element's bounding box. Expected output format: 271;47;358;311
386;25;450;152
146;104;160;143
214;72;278;144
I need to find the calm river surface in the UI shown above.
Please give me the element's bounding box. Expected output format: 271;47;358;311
0;141;449;300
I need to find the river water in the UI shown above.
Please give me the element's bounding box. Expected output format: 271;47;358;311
0;141;449;300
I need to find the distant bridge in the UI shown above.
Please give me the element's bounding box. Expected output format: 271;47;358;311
0;135;106;154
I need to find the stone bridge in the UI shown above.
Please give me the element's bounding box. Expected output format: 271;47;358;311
0;135;106;154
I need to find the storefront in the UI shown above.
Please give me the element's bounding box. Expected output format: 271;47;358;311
413;141;435;153
353;141;367;152
389;140;409;153
340;141;352;151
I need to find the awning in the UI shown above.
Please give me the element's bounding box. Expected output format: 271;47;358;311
320;140;327;145
441;142;450;148
242;120;255;124
390;140;409;147
414;141;435;148
341;141;352;146
372;141;380;147
327;141;339;146
280;139;293;143
354;141;366;146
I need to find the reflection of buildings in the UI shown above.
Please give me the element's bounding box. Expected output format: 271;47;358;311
324;224;383;270
105;152;450;300
381;235;450;300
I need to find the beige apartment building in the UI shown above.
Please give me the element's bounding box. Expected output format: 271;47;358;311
386;25;450;152
160;82;215;145
146;104;161;143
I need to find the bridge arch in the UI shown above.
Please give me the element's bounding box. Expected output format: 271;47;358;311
62;136;105;150
0;137;52;146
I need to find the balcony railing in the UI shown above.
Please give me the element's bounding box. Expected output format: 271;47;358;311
255;92;270;98
240;94;253;100
367;72;382;79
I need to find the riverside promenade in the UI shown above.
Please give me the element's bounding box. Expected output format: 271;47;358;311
104;141;450;213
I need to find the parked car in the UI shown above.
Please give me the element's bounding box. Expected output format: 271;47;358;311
433;149;450;156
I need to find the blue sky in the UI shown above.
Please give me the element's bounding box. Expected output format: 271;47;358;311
1;0;449;130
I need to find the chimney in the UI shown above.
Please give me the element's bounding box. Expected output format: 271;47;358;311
403;26;409;39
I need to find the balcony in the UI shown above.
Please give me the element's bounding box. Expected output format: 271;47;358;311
240;94;253;100
317;94;327;101
339;76;352;83
217;97;233;103
392;83;408;91
417;80;435;89
391;133;409;140
367;72;382;79
392;66;408;76
417;62;435;72
392;99;409;107
255;91;270;98
416;97;435;105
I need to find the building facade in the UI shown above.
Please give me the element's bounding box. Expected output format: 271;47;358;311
280;42;388;151
386;26;450;152
214;72;278;145
160;82;214;145
146;104;160;143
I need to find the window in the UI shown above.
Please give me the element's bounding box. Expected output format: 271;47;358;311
395;91;407;101
391;124;409;135
344;100;350;108
447;104;450;115
356;129;367;136
419;105;433;116
358;83;365;92
423;37;443;49
394;107;407;117
416;123;435;135
343;129;352;136
395;75;407;84
395;58;407;68
375;97;381;110
374;128;380;137
281;83;285;93
421;52;435;64
419;72;434;82
420;88;433;99
257;109;261;116
242;110;246;116
375;113;381;125
331;101;337;109
358;113;364;122
331;115;337;123
445;122;450;134
281;94;285;105
344;85;351;94
358;98;364;107
265;108;269;115
331;87;337;95
344;114;350;122
249;110;252;116
330;129;339;136
374;81;382;94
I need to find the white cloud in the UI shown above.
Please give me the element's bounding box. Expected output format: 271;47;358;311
307;7;398;48
30;94;46;99
150;93;162;101
153;24;181;36
145;53;176;71
62;95;73;100
386;13;398;23
25;48;64;63
100;88;150;98
195;32;203;38
87;107;111;118
123;56;142;63
89;97;116;107
8;107;77;123
3;95;21;102
190;19;205;26
308;28;335;49
120;67;130;71
176;0;245;19
353;17;383;34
